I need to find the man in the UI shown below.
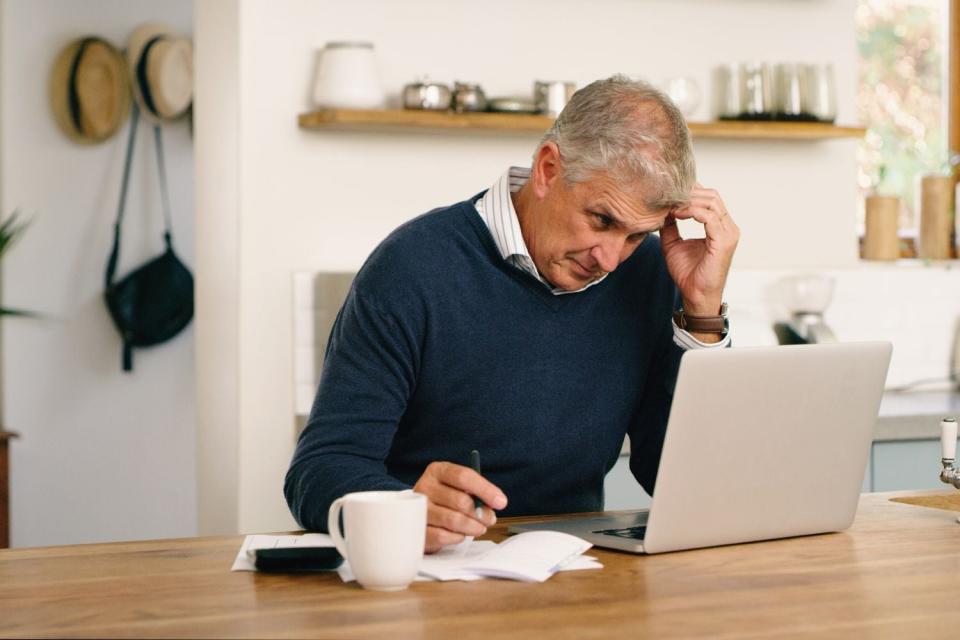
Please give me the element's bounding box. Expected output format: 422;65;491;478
285;75;739;552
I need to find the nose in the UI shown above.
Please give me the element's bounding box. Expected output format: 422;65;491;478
590;236;626;273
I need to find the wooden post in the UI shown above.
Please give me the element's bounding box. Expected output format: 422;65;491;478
0;431;17;548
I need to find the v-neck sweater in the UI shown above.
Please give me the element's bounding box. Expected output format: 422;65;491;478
285;196;683;532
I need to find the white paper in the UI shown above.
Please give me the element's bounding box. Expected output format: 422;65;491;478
556;555;603;572
336;561;450;583
417;541;497;581
462;531;593;582
233;531;601;583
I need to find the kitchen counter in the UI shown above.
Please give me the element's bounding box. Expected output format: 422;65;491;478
619;388;960;455
875;389;960;441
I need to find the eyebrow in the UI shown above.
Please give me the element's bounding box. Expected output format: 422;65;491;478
588;206;662;235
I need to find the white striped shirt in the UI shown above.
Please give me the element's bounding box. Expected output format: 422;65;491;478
474;167;730;350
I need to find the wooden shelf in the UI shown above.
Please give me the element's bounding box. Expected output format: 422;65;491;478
690;120;866;140
298;108;866;140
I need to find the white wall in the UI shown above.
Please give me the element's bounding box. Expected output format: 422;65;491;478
194;0;240;538
1;0;196;546
195;0;871;536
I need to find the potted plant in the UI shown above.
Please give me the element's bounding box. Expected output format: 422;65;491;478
0;211;30;317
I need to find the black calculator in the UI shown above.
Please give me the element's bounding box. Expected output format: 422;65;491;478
253;547;343;573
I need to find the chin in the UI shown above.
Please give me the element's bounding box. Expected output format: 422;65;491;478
551;272;588;292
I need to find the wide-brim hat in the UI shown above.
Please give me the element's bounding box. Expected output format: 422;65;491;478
126;23;194;122
49;37;131;144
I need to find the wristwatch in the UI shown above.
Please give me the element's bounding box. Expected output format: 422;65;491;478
673;302;728;334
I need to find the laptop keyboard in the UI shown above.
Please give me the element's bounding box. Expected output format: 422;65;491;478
593;525;647;540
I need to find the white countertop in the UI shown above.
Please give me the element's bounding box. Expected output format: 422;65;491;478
620;388;960;455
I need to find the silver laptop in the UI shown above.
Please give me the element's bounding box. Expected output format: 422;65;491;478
509;342;892;554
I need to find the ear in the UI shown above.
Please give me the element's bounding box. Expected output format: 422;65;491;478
530;142;563;199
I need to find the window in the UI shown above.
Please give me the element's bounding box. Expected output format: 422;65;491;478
856;0;948;233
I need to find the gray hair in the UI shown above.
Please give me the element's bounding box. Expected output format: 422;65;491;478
536;75;696;211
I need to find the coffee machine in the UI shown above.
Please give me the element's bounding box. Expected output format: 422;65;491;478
771;274;837;345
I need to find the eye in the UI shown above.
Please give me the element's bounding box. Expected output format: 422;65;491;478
592;212;613;228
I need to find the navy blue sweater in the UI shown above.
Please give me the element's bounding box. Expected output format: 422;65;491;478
284;197;683;532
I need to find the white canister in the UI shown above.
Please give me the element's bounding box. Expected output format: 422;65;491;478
534;81;576;117
311;42;386;110
803;63;837;123
712;64;742;119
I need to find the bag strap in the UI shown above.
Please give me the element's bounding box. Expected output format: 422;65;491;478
104;106;177;288
153;123;175;249
105;103;140;287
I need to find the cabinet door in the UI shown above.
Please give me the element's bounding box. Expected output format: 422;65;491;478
604;456;652;511
871;440;945;492
862;451;872;493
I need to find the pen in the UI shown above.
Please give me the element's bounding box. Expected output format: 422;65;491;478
469;449;483;519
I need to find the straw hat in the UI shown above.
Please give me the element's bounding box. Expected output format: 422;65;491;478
49;37;130;144
126;23;194;122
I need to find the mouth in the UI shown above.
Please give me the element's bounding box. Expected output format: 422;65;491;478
570;259;601;279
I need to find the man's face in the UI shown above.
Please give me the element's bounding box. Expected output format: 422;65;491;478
522;163;670;292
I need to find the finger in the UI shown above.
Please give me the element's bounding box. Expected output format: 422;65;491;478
690;183;720;199
425;525;464;553
672;202;727;228
478;506;497;528
427;503;487;537
685;207;740;254
687;197;730;222
432;462;508;511
659;212;681;246
428;482;484;518
415;462;488;513
688;182;724;204
671;206;738;255
420;483;496;526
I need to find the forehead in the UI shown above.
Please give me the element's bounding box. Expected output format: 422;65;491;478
569;172;668;226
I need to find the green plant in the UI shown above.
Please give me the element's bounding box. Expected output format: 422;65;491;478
0;211;31;317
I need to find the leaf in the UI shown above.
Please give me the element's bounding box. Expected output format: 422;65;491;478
0;210;29;257
0;210;35;317
0;308;35;318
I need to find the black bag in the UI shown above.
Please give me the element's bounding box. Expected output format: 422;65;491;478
104;104;193;371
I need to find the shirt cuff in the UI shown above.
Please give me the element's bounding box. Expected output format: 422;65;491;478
671;320;731;350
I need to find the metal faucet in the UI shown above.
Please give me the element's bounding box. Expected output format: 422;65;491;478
939;417;960;488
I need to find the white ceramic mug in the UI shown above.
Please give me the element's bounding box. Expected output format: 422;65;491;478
327;490;426;591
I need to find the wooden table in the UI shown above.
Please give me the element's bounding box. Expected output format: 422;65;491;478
2;491;960;638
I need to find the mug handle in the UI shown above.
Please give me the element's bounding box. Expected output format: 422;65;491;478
327;497;349;559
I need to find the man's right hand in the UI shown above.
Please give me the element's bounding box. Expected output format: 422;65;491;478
413;461;508;553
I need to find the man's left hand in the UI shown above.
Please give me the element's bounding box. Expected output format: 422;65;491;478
659;183;739;324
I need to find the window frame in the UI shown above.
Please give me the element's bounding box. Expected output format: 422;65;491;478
951;0;959;155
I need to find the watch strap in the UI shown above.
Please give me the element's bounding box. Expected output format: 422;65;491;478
673;303;728;334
